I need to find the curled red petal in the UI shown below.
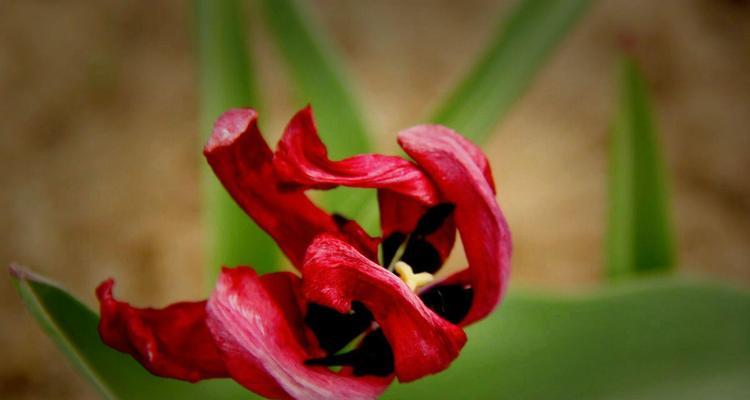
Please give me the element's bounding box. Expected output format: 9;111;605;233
302;235;467;382
273;106;438;204
203;108;376;267
398;125;512;326
96;280;227;382
377;190;424;239
451;130;496;193
207;267;392;400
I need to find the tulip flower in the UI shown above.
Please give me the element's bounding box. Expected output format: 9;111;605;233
97;106;511;399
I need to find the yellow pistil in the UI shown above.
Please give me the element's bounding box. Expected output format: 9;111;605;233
394;261;434;292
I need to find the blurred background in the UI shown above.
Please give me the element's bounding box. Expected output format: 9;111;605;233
1;0;748;398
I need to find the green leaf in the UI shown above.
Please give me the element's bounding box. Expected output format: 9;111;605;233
431;0;590;142
195;0;279;282
386;280;750;399
15;265;749;399
607;57;676;280
9;265;252;400
260;0;377;233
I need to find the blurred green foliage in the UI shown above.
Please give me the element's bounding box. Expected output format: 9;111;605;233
607;58;676;279
10;269;750;399
386;281;750;399
11;0;750;399
431;0;590;142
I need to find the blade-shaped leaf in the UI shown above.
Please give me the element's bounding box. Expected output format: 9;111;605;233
607;57;675;279
9;265;253;400
260;0;377;232
352;0;590;232
386;280;750;399
195;0;279;281
431;0;590;142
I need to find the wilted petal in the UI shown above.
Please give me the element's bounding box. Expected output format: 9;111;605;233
204;108;375;267
273;107;438;204
207;267;391;400
398;125;512;326
302;235;467;382
96;280;227;382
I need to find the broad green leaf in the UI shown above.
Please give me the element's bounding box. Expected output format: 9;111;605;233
386;280;750;399
9;265;252;400
14;265;749;399
260;0;377;232
195;0;279;282
607;58;675;279
431;0;590;142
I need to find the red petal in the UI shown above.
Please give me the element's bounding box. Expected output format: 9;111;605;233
451;130;497;193
333;214;381;262
398;125;512;326
302;235;467;382
377;190;424;239
96;280;227;382
207;267;392;400
273;107;438;204
204;108;376;267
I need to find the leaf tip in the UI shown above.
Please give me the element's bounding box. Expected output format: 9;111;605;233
8;263;53;285
8;262;27;280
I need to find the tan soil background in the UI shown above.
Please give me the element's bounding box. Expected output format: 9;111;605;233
1;0;749;398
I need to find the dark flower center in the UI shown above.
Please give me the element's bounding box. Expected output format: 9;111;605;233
419;284;474;325
304;302;373;355
382;203;455;274
304;203;473;376
304;323;393;377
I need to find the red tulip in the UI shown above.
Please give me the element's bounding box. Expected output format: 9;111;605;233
97;107;511;399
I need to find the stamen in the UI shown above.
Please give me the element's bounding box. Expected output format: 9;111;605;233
386;234;410;272
394;261;434;292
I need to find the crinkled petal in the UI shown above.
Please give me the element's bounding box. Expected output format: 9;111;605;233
96;280;227;382
273;106;438;204
204;108;376;267
207;267;391;400
398;125;512;326
302;235;467;382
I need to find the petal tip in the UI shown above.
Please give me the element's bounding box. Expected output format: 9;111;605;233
397;124;456;148
284;106;319;142
95;279;115;300
204;108;259;154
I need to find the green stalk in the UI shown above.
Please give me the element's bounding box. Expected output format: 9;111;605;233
195;0;279;284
